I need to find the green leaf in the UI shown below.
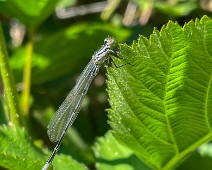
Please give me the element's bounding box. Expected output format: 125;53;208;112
107;15;212;170
0;125;88;170
52;154;88;170
93;131;150;170
0;126;44;170
0;0;59;29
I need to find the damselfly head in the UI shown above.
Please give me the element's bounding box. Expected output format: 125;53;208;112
93;36;116;65
104;36;115;46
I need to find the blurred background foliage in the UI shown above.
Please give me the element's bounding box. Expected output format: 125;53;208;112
0;0;211;169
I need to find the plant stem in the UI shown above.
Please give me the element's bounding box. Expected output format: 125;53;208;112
0;23;21;126
21;31;34;115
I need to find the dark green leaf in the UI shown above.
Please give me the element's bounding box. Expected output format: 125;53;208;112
177;148;212;170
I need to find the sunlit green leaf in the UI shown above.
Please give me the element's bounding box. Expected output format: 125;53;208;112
107;16;212;169
198;143;212;157
52;154;88;170
93;131;150;170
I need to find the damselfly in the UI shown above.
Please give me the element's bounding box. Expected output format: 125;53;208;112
42;36;117;170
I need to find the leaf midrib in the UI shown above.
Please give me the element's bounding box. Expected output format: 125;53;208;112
204;74;212;131
202;23;212;131
162;131;212;170
163;30;180;165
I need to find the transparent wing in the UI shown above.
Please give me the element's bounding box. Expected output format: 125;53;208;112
47;60;98;142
